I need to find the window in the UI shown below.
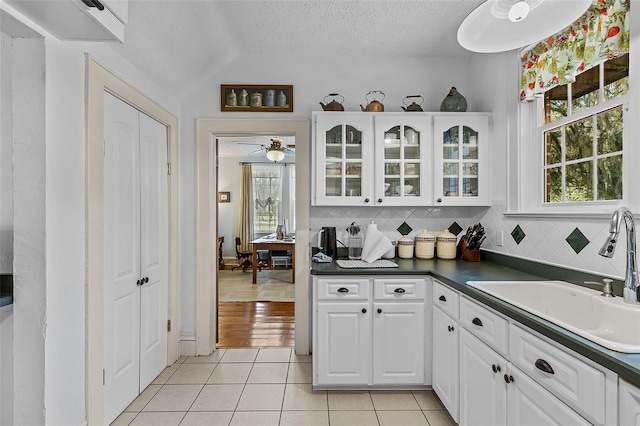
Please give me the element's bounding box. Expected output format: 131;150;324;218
252;164;295;234
540;54;628;205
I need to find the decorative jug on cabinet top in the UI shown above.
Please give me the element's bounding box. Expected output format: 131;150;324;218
320;93;345;111
360;90;385;112
238;89;249;106
440;87;467;112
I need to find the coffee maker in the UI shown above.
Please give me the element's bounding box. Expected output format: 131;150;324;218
317;227;338;259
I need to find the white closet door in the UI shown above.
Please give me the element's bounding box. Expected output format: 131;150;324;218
138;111;168;389
103;92;142;424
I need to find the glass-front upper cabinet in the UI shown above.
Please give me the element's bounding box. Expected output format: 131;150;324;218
374;115;431;206
313;113;374;206
433;114;490;206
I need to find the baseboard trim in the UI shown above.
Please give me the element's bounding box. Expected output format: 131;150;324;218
179;334;196;356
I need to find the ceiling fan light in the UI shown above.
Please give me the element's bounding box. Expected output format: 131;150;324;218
508;1;530;22
265;137;286;162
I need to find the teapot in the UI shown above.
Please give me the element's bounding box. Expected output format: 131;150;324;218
319;93;345;111
402;95;424;112
360;90;385;112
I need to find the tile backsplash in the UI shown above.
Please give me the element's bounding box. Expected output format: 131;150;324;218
310;204;627;279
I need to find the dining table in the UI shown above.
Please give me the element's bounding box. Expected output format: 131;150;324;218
249;234;295;284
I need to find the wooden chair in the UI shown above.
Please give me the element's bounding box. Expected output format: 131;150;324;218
231;237;258;272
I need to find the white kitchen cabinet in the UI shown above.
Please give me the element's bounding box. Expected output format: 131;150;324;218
313;276;428;388
5;0;127;42
433;114;490;206
619;379;640;425
312;113;374;206
373;114;432;206
459;329;507;426
432;305;459;422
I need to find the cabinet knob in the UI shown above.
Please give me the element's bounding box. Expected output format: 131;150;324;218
472;317;484;327
361;308;367;314
136;279;142;286
534;359;555;375
438;295;447;302
337;287;349;293
81;0;105;10
377;198;382;203
377;308;382;314
447;325;454;332
492;364;501;373
144;277;149;283
364;198;370;203
503;374;514;383
437;198;442;203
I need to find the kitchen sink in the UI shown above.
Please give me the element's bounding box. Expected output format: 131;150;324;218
466;280;640;353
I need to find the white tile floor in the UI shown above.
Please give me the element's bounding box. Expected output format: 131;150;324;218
112;348;456;426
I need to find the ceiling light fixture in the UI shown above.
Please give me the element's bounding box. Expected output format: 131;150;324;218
265;137;286;162
457;0;592;53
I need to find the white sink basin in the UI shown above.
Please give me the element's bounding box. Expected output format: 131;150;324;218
466;280;640;353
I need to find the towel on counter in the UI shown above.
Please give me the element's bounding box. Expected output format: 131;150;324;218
361;223;394;263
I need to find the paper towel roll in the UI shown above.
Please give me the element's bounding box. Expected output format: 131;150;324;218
361;226;393;263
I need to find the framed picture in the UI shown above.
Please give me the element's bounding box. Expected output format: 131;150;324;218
218;191;230;203
221;84;293;112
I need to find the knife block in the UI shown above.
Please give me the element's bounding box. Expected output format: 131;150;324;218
457;236;481;262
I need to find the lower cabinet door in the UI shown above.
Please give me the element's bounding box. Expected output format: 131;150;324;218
372;302;424;384
432;306;459;422
620;379;640;426
459;329;507;426
316;302;371;385
507;365;591;426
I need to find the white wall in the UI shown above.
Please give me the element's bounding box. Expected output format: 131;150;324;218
1;5;180;423
0;32;13;274
179;54;474;334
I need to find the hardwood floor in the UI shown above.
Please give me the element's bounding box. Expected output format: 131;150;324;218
217;301;295;348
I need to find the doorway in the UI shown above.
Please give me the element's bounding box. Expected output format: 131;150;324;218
216;135;296;348
195;119;310;357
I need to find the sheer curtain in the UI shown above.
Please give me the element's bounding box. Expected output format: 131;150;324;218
238;163;254;251
253;164;281;234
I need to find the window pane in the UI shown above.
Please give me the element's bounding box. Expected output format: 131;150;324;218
253;166;281;232
565;161;593;202
598;155;623;200
544;87;568;124
544;128;562;165
565;117;593;161
544;167;562;203
604;54;629;101
571;66;599;113
597;106;623;155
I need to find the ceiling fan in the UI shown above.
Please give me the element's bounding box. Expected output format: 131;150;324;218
236;137;295;161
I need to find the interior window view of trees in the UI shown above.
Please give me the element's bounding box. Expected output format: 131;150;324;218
542;53;628;203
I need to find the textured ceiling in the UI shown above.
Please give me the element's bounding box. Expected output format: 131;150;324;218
111;0;484;94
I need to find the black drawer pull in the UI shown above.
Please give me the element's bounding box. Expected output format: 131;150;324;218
438;295;446;302
361;308;367;313
472;317;483;327
535;359;555;375
337;287;349;293
394;288;406;294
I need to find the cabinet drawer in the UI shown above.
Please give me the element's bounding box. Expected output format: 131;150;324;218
433;281;459;319
374;278;424;300
509;324;606;424
316;278;370;300
460;296;508;356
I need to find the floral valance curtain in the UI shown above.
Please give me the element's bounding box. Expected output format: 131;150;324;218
520;0;630;102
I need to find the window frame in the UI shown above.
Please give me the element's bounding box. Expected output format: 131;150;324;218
517;62;632;216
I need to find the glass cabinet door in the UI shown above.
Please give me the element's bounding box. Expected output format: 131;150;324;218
382;125;422;198
442;125;479;197
324;124;364;198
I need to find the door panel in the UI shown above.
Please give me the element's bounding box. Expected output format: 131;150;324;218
139;111;168;389
104;92;141;424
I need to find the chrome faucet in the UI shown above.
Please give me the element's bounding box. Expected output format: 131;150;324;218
598;207;639;304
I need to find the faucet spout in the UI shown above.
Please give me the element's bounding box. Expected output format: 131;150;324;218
599;207;639;304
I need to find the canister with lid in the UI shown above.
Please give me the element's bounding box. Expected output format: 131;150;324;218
436;229;458;260
397;236;414;259
414;229;436;259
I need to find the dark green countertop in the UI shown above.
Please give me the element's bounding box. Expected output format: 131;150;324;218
311;253;640;387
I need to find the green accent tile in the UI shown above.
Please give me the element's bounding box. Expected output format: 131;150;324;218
397;222;413;236
566;227;590;254
449;221;463;236
511;225;526;245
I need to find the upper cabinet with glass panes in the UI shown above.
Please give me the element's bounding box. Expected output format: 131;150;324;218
433;114;490;206
312;112;491;207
